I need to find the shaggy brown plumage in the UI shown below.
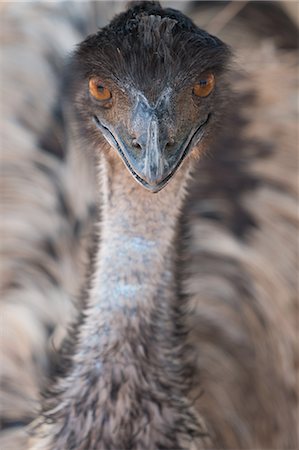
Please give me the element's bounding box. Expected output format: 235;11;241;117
0;1;298;449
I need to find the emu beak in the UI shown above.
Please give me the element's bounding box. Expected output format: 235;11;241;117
94;110;210;193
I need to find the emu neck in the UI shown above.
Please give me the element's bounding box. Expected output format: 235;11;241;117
72;154;191;389
90;156;188;318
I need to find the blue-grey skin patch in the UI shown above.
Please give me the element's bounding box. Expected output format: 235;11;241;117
107;282;142;298
132;87;173;111
126;236;156;251
94;236;158;313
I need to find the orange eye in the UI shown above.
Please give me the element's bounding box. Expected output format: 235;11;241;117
89;78;112;101
193;73;215;98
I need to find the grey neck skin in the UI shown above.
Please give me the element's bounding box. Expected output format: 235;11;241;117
30;151;209;450
90;153;187;323
76;152;191;383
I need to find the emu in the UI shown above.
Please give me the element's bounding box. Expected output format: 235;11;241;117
29;3;226;448
1;1;298;450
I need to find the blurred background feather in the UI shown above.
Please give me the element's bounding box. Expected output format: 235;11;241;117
0;1;298;449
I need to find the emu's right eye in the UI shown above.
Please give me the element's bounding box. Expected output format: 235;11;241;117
89;78;112;102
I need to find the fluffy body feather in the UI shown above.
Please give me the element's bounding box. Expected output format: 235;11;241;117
0;1;298;449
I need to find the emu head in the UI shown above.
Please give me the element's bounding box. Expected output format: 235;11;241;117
68;1;231;192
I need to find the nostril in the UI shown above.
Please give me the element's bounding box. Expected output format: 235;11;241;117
165;138;175;150
132;139;142;150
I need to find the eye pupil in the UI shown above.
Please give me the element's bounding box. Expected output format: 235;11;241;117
97;85;104;92
199;80;207;86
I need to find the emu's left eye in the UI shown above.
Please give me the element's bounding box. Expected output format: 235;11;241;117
193;73;215;98
89;78;112;102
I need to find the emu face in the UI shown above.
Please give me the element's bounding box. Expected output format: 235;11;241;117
69;2;230;192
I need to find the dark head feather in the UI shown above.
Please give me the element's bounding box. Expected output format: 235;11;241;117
71;1;230;94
